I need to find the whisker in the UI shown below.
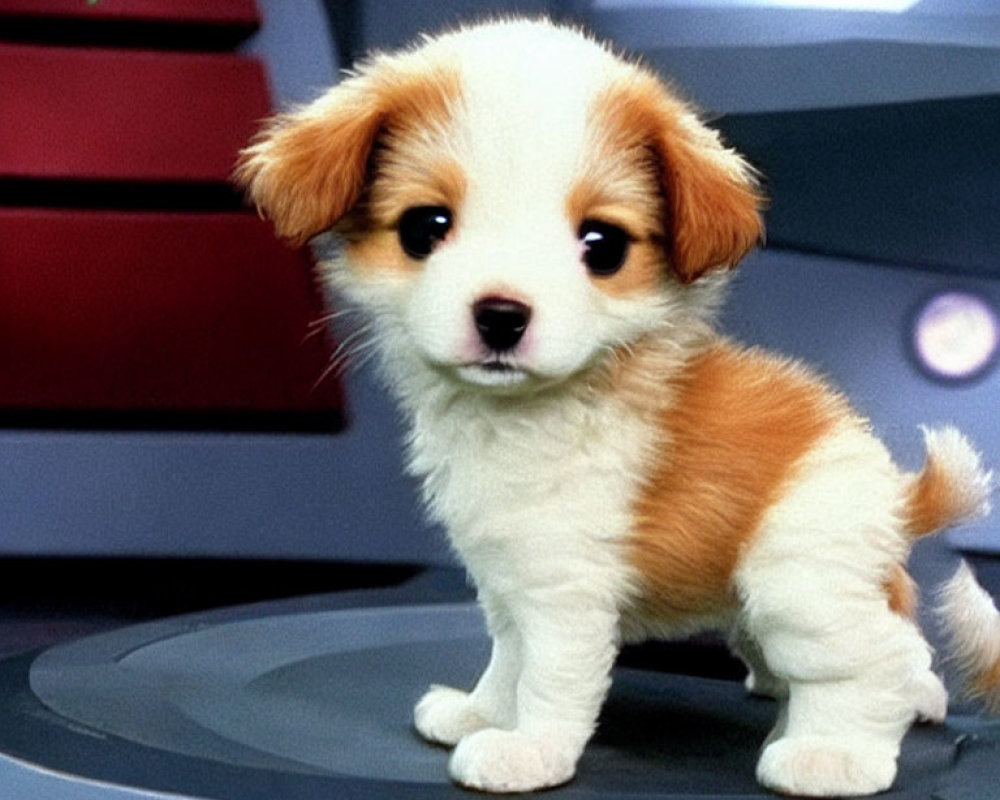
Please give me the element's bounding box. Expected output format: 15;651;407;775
311;323;377;392
302;307;370;350
312;307;360;327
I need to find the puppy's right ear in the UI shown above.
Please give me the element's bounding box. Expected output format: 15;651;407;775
234;78;383;245
235;55;459;246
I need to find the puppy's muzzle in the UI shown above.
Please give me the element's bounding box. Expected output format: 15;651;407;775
473;297;531;353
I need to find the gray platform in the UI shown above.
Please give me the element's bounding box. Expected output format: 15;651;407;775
1;580;999;800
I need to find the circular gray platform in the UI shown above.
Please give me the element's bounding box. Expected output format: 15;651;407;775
32;603;490;784
3;585;1000;799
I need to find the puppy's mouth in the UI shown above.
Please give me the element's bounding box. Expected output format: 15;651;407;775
479;358;518;373
456;357;532;388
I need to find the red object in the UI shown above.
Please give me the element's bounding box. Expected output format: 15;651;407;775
0;210;343;419
0;44;270;184
0;1;260;50
0;0;258;24
0;2;346;430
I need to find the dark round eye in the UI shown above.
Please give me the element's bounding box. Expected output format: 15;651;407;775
579;219;630;276
398;206;453;259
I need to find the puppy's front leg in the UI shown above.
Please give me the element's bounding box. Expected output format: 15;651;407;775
415;591;521;745
448;592;619;793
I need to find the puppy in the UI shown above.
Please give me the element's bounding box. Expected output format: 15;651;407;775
237;19;994;796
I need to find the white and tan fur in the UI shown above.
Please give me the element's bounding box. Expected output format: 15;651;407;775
237;19;994;797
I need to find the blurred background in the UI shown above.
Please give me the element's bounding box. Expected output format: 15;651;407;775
0;0;997;652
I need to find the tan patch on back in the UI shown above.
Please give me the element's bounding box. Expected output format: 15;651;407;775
627;342;845;623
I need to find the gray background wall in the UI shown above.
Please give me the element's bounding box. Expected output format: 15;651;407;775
0;0;995;566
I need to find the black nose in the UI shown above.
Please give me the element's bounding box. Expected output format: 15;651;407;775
473;297;532;352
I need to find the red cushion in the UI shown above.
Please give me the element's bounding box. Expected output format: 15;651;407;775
0;0;258;24
0;209;345;420
0;44;270;183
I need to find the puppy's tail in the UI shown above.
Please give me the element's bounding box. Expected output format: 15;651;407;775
903;427;999;710
902;426;992;538
938;561;1000;713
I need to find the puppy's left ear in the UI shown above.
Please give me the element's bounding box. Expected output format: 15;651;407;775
658;110;765;284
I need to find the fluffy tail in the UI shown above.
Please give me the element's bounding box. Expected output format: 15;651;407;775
938;561;1000;712
902;426;992;538
907;427;999;710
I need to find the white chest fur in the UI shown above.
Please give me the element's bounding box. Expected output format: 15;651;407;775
403;374;652;603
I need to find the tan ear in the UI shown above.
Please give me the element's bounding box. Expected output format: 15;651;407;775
605;72;765;283
657;109;765;284
234;79;384;245
234;54;460;246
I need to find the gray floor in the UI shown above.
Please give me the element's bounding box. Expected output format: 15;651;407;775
0;565;999;800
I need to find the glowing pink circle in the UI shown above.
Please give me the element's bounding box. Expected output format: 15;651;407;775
914;292;999;380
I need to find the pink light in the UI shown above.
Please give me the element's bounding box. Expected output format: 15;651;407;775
913;292;999;381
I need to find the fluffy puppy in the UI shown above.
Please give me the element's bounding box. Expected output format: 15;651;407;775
237;19;994;797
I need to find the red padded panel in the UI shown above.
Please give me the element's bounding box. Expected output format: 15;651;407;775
0;0;258;24
0;45;270;183
0;210;343;418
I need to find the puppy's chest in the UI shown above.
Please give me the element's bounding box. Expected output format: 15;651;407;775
408;394;652;549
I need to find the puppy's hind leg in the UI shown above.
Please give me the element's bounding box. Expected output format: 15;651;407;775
740;565;933;798
729;626;788;702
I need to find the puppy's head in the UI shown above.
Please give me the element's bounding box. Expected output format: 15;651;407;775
237;19;763;393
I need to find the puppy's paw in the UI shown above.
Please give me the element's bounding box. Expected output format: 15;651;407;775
757;736;897;797
449;729;577;793
414;685;490;747
912;670;948;725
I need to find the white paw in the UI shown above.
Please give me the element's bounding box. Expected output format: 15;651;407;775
757;736;897;797
912;670;948;724
449;728;578;793
414;685;490;747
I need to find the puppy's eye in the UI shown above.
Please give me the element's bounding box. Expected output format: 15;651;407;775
579;219;630;276
398;206;453;259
